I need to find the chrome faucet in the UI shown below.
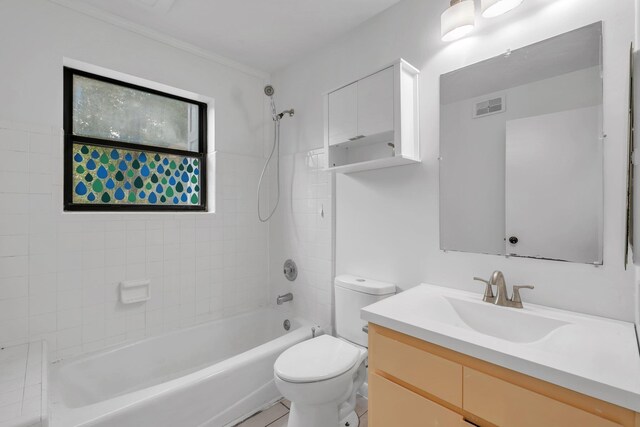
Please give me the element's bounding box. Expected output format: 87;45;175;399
474;271;534;309
276;293;293;305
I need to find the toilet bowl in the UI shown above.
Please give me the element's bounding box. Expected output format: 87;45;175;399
273;275;396;427
274;335;367;427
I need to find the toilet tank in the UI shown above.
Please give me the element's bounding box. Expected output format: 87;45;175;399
335;275;396;347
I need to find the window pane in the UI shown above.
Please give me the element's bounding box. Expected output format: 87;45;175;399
71;143;202;206
72;75;200;152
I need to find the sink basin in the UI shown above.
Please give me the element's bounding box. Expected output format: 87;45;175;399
416;290;569;343
445;297;569;343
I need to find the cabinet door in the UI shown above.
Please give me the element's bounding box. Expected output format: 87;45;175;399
369;327;462;407
328;82;358;146
369;373;462;427
464;368;622;427
357;66;394;138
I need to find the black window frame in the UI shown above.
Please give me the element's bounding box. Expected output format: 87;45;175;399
63;67;208;212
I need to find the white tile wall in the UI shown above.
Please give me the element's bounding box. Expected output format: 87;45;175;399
0;341;45;427
0;120;269;360
269;150;333;331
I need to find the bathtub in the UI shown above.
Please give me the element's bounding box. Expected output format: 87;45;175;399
49;309;317;427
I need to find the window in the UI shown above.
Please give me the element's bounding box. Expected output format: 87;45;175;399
63;68;207;211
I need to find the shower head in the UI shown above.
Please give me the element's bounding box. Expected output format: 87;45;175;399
276;109;295;120
264;85;275;97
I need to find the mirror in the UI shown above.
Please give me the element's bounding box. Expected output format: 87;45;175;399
439;22;603;265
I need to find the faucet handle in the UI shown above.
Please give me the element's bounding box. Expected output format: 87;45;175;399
473;277;495;302
511;285;534;304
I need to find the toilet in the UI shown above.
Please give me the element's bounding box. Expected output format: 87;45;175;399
274;275;396;427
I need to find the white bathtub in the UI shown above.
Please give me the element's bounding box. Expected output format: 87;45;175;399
49;309;317;427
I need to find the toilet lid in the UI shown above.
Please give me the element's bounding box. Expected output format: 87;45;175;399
274;335;360;383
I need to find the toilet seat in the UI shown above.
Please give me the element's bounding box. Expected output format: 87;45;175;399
274;335;360;383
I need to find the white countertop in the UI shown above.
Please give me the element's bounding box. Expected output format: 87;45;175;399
361;284;640;412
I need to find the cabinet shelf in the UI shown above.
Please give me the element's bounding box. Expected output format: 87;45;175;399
324;154;420;174
323;59;420;174
329;130;395;150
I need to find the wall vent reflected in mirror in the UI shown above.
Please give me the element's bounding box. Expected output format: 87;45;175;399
439;22;604;265
473;95;505;118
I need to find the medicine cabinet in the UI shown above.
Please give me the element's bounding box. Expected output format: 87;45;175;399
439;22;604;265
323;59;420;173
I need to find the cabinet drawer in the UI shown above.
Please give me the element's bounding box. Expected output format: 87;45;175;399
464;368;622;427
369;373;462;427
369;329;462;407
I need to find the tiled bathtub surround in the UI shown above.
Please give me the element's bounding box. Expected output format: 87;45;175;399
269;150;333;331
0;120;269;360
0;342;46;427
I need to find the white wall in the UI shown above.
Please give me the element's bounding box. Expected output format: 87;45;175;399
0;0;271;359
273;0;636;322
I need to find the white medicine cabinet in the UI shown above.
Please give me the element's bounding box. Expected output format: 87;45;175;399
323;59;420;173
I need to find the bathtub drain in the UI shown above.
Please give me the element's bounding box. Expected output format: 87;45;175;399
283;319;291;331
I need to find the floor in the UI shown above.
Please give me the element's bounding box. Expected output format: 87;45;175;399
236;396;368;427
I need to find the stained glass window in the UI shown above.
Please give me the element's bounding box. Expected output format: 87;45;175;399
64;68;207;211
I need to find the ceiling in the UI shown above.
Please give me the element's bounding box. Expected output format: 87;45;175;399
56;0;402;73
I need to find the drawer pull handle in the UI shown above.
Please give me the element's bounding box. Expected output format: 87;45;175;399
362;325;369;334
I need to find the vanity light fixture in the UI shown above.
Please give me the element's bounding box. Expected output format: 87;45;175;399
481;0;524;18
441;0;476;42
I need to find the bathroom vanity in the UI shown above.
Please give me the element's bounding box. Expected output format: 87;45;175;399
362;285;640;427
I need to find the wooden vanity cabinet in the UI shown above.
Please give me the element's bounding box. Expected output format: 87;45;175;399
368;324;640;427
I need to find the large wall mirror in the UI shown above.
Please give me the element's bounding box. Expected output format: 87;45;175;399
439;22;603;265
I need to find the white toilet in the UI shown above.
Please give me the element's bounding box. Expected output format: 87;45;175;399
274;275;396;427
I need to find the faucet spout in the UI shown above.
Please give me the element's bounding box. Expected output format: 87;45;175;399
490;271;509;306
474;271;534;308
277;293;293;305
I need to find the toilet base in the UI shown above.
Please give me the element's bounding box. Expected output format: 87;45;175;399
340;410;359;427
288;402;338;427
287;405;359;427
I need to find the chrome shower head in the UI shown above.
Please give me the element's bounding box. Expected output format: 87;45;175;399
264;85;275;97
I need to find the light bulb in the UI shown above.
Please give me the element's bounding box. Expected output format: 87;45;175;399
481;0;524;18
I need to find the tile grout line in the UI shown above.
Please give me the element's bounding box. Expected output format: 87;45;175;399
26;131;32;351
20;343;29;417
24;130;34;406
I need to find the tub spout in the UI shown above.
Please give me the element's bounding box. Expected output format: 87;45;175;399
276;293;293;305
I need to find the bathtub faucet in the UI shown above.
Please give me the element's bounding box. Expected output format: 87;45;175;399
277;293;293;305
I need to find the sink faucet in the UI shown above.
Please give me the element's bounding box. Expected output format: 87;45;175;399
277;293;293;305
474;271;534;309
491;271;509;307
